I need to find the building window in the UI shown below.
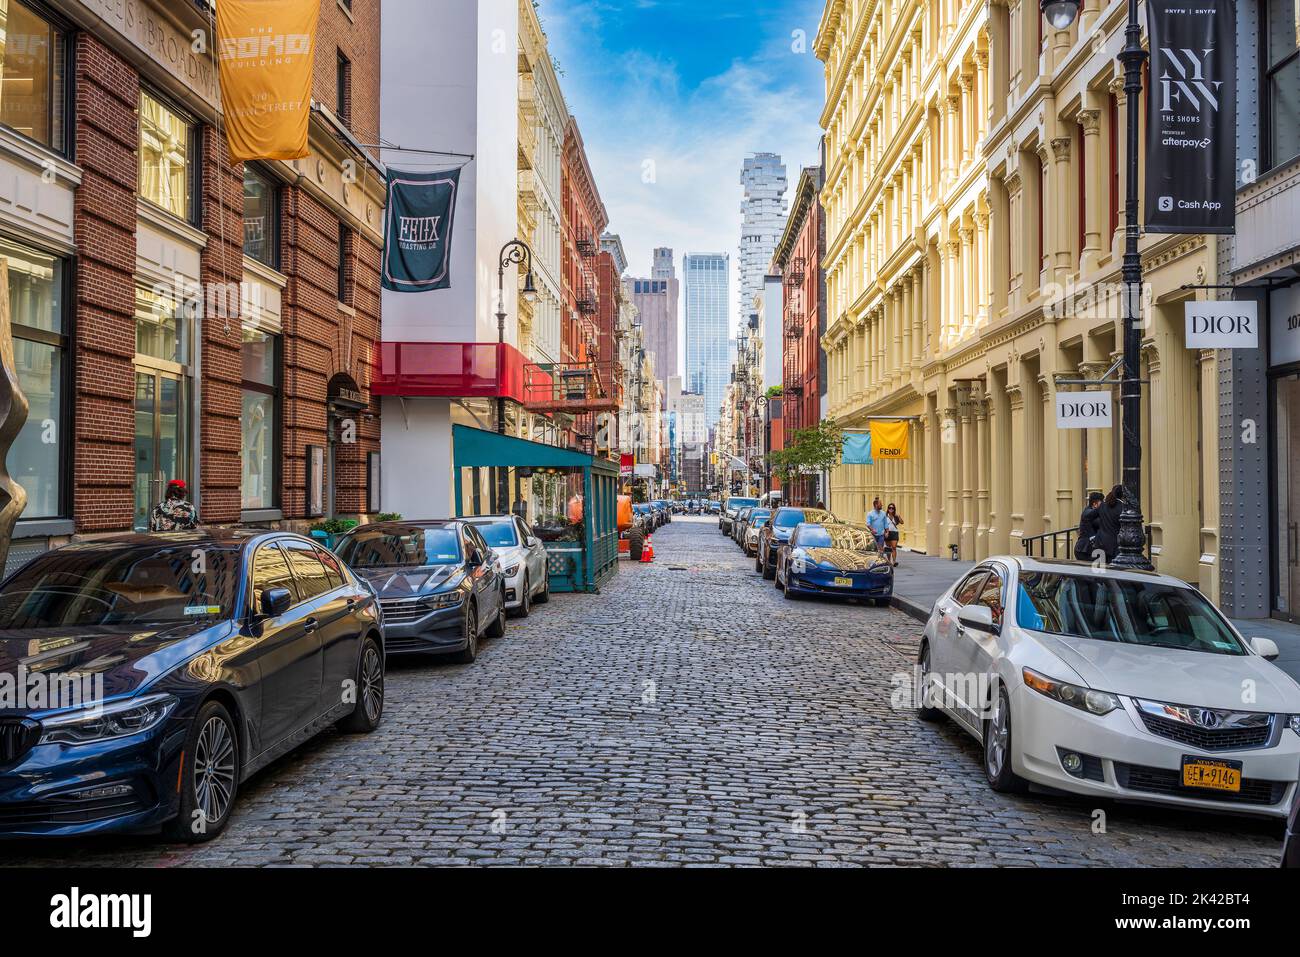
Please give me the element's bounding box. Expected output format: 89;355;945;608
133;286;193;531
139;89;195;222
0;0;66;152
336;49;351;128
241;328;279;510
243;164;280;269
337;222;352;303
5;237;65;520
1265;0;1300;169
135;285;189;365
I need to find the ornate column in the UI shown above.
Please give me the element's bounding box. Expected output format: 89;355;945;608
975;386;991;559
1077;108;1103;273
1007;376;1028;547
943;92;959;186
960;386;977;558
1050;135;1074;285
975;209;990;327
942;398;962;550
891;286;904;390
1006;166;1025;307
959;72;974;170
1108;73;1126;260
1078;359;1112;492
1038;372;1057;532
901;274;914;383
960;223;976;339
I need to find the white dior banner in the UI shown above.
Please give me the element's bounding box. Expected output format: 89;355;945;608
1185;300;1259;349
1056;391;1113;429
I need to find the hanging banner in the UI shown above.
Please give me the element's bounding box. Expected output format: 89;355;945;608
842;432;873;465
382;168;460;292
1056;391;1113;429
1185;300;1258;349
216;0;320;162
869;420;910;459
1144;0;1236;234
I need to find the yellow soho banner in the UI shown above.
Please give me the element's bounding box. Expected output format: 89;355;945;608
869;419;910;459
216;0;321;162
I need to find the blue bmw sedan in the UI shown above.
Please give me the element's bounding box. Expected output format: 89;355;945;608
0;530;384;842
774;522;894;606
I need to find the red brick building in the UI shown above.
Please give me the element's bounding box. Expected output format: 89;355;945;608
771;164;826;505
4;0;385;571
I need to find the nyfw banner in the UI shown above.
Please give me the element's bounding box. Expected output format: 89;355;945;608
1143;0;1236;234
382;168;460;292
216;0;321;162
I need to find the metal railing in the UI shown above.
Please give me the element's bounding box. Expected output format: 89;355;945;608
1019;525;1153;560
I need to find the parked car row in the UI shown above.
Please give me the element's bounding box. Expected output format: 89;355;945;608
913;554;1300;831
726;501;895;607
0;513;554;843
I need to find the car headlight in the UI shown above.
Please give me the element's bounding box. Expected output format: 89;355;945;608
38;693;178;745
1022;668;1120;716
1288;715;1300;737
423;591;463;609
791;556;808;573
503;564;521;577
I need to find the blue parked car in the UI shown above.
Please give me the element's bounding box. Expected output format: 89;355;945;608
0;530;384;841
774;522;894;606
755;506;837;579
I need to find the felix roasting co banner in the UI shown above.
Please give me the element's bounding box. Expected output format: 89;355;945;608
216;0;321;162
382;168;461;292
1144;0;1236;234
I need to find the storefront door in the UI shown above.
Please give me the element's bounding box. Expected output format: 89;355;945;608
1276;373;1300;623
134;370;188;531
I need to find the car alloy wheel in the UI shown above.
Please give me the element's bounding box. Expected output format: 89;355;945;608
454;604;479;663
361;644;384;724
194;714;236;827
986;694;1008;778
517;575;531;617
916;645;944;722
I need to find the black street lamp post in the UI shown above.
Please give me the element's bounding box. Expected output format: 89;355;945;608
494;239;537;512
1041;0;1152;570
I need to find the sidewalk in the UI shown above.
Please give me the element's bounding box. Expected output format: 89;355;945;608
888;548;1300;684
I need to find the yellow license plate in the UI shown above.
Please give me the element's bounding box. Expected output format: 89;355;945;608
1181;757;1242;793
833;577;853;587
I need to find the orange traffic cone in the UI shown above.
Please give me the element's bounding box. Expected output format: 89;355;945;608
640;535;655;563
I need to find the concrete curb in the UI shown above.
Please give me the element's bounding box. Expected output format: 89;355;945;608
891;593;932;623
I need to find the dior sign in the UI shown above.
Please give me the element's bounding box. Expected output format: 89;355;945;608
1055;391;1113;430
1185;300;1259;349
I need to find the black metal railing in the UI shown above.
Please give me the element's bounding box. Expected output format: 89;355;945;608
1019;525;1153;560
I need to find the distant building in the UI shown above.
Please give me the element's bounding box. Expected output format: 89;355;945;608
738;153;788;326
630;246;679;380
682;252;730;426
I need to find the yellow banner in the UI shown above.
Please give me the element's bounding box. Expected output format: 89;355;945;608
216;0;321;162
869;419;910;459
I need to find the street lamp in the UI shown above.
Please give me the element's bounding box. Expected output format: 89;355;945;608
1039;0;1151;570
495;239;537;436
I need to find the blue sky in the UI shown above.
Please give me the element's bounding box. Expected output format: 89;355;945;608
539;0;826;375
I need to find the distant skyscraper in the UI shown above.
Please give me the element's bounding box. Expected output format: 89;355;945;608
630;247;679;379
738;153;788;325
683;252;730;426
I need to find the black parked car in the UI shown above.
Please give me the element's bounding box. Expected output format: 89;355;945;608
0;531;384;841
755;506;836;579
334;520;506;663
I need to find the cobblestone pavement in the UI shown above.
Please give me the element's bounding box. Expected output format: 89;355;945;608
0;517;1284;866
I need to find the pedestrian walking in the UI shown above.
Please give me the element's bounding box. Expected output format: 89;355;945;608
865;497;894;552
150;479;199;532
1073;491;1104;561
885;502;903;566
1094;485;1125;564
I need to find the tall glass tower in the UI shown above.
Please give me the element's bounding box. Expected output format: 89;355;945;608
683;253;730;426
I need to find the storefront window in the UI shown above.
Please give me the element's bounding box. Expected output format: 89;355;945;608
139;90;194;221
3;237;64;520
241;328;279;510
0;0;65;151
135;286;189;365
1266;0;1300;168
243;165;280;269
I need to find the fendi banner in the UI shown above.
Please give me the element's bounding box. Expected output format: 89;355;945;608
1144;0;1236;234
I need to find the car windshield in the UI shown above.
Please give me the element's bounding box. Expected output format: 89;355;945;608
335;526;463;568
728;498;758;512
0;541;242;628
1015;571;1246;655
774;508;834;529
750;509;771;526
470;520;518;548
798;525;878;551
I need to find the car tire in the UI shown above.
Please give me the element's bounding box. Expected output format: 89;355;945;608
984;686;1028;793
337;635;385;733
485;594;507;638
164;699;240;843
916;643;944;723
451;603;479;664
628;530;645;562
762;557;775;580
782;574;799;600
535;570;551;604
512;575;531;618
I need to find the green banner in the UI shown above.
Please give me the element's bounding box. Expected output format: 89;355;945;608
382;168;460;292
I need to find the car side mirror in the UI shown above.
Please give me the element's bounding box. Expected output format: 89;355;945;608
526;536;539;548
1251;636;1280;661
260;587;292;618
957;604;997;634
465;551;481;568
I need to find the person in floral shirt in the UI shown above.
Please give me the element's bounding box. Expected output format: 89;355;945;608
150;479;199;532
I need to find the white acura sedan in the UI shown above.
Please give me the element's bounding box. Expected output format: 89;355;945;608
917;556;1300;817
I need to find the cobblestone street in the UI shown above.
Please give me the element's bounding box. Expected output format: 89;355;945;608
0;518;1284;867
